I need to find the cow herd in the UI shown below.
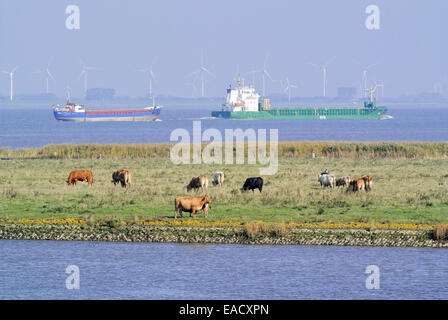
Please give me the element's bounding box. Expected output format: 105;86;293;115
65;168;372;219
66;169;264;218
317;169;373;192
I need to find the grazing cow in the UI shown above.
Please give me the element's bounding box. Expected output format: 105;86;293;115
362;175;373;192
336;176;351;187
318;173;335;188
242;177;263;193
348;178;365;192
67;170;93;186
187;175;208;192
112;169;132;188
174;195;212;218
212;171;225;186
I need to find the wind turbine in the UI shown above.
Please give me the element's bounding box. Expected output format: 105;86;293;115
79;60;98;97
137;57;157;97
34;59;55;94
373;80;384;97
282;77;297;103
65;85;71;101
2;66;18;101
308;56;335;97
364;82;384;102
361;64;378;98
188;52;215;97
185;80;198;98
253;54;273;97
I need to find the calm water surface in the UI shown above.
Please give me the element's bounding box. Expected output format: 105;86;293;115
0;101;447;149
0;240;447;299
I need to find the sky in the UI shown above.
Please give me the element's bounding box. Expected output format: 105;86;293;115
0;0;447;98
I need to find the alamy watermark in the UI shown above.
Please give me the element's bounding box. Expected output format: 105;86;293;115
365;5;380;30
65;5;80;30
170;121;278;175
65;265;80;290
365;265;380;290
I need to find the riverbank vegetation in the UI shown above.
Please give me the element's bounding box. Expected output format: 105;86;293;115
1;141;448;160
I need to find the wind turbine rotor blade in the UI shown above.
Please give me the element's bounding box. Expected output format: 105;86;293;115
11;66;19;73
324;56;336;67
47;69;55;80
365;63;378;70
150;69;156;80
263;54;270;68
186;69;200;78
263;69;273;81
47;57;54;68
308;62;321;69
151;56;158;66
201;67;215;78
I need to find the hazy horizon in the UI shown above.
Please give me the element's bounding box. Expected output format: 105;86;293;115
1;1;447;99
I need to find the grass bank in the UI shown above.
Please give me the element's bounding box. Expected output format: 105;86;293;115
0;156;447;226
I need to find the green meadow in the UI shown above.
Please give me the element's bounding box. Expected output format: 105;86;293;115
1;144;447;225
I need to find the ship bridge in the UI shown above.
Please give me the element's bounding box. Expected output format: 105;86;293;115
225;77;260;112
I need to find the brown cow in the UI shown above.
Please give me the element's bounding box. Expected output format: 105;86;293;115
186;175;208;192
362;175;373;192
348;178;365;192
67;170;93;186
112;169;131;188
174;195;211;218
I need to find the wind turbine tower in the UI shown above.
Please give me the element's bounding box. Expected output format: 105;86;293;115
309;57;335;97
188;52;215;97
361;64;378;98
283;77;297;103
79;61;97;97
253;54;273;97
2;66;18;101
137;57;157;97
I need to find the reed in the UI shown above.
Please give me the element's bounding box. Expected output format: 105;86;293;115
434;224;448;240
1;142;447;160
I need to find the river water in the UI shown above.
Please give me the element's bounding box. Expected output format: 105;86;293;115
0;100;447;149
0;240;447;299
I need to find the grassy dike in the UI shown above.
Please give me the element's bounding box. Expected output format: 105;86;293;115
0;142;447;247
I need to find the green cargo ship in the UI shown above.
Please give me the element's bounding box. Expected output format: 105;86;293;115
211;78;388;120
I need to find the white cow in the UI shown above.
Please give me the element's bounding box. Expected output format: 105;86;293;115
212;171;225;186
318;173;335;188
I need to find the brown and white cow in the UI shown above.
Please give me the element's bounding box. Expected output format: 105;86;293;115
348;178;365;192
174;195;212;218
112;169;132;188
212;171;224;187
186;175;208;192
362;175;373;192
336;176;351;187
67;170;93;186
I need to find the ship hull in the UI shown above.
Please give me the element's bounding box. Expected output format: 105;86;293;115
211;106;388;120
53;107;161;122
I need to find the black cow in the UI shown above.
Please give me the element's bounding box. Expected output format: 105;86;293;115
242;177;263;193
